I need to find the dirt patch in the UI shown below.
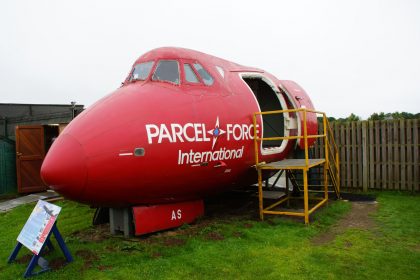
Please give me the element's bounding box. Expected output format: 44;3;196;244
312;202;378;245
71;224;109;243
49;258;67;270
105;245;117;252
206;232;225;241
411;244;420;252
204;190;259;220
163;238;186;247
233;231;243;238
98;265;112;271
243;223;253;228
15;254;32;264
75;249;99;270
74;190;258;244
150;252;163;258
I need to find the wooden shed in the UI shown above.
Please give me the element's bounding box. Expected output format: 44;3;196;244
0;103;84;194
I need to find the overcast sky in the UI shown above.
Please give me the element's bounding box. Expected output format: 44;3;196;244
1;0;419;119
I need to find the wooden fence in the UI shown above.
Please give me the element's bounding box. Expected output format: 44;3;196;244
312;119;419;192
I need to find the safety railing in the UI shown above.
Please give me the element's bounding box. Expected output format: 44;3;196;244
325;119;340;196
252;108;340;223
252;108;328;167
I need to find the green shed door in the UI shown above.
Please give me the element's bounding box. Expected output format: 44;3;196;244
15;125;47;193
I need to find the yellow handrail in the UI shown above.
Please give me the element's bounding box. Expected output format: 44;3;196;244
254;108;325;115
325;118;340;194
255;134;325;141
252;108;341;223
253;108;326;168
253;108;340;196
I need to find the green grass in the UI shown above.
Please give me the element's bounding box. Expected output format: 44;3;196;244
1;192;419;279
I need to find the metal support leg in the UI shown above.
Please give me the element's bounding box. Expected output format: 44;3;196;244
258;169;264;221
7;242;22;263
109;208;133;237
285;171;290;207
24;254;42;278
303;169;309;224
52;224;73;262
324;163;329;203
271;170;284;188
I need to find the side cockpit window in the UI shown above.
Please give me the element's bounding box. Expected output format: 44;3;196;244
184;64;200;83
193;63;214;86
152;60;180;85
131;61;154;81
215;66;224;78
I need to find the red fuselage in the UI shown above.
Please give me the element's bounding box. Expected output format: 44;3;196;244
41;47;317;207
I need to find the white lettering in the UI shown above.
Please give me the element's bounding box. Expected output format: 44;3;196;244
233;124;242;140
171;209;182;220
203;124;211;141
145;124;159;144
158;125;173;143
226;124;233;140
171;124;184;143
183;123;195;142
193;152;201;163
194;123;203;141
146;122;258;144
243;124;250;140
178;146;244;165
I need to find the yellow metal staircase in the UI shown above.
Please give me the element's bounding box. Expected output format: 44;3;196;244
253;109;340;224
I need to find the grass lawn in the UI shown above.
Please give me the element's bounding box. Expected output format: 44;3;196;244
0;192;419;279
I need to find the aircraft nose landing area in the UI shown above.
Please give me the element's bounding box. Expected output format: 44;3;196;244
41;134;87;200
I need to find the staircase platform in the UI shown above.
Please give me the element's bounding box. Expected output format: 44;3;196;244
258;158;325;170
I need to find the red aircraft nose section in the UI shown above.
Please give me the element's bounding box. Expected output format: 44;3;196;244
41;134;87;200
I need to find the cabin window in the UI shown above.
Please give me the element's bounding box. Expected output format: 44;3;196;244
131;61;154;81
193;63;214;85
184;64;200;83
152;60;180;85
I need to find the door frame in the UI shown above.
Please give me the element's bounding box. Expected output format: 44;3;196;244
240;73;290;155
15;125;47;193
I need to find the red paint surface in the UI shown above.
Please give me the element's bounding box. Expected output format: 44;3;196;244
279;80;318;149
132;200;204;235
41;47;317;207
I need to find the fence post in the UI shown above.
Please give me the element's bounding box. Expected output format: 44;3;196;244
362;121;368;192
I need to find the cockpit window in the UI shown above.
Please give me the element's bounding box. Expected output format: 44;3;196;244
152;60;180;85
131;61;154;81
215;66;225;78
184;64;199;83
193;63;214;86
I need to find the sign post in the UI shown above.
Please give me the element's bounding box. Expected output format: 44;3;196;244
7;200;73;278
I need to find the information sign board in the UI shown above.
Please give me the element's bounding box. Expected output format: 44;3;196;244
17;200;61;255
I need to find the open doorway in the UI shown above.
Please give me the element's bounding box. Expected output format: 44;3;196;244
242;74;288;154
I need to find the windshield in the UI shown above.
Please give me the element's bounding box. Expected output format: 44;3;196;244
193;63;214;85
152;60;180;85
131;61;154;81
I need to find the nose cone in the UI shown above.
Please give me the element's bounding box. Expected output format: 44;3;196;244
41;134;87;200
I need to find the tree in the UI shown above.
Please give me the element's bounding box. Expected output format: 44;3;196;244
347;113;361;122
326;113;362;124
368;111;419;121
368;112;385;121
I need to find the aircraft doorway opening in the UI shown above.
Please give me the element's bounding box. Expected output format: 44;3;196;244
242;75;288;155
